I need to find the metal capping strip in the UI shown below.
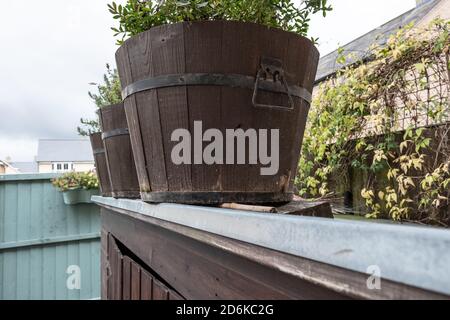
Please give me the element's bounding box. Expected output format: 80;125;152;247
121;73;313;104
92;196;450;296
101;128;130;140
92;148;106;155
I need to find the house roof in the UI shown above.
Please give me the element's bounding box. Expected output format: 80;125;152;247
10;162;38;173
0;160;13;168
36;139;94;162
0;159;20;173
315;0;440;83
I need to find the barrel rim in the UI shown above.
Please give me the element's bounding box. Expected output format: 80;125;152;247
99;102;124;113
111;190;141;199
115;20;319;60
89;132;103;146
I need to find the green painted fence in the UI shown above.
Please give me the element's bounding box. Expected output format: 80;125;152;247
0;174;100;300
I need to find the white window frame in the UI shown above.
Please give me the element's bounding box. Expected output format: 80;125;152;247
52;162;74;173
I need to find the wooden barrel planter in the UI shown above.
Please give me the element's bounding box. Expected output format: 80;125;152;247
99;103;140;199
90;132;112;197
116;21;320;204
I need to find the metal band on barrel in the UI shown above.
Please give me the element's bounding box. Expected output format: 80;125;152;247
92;148;105;155
102;128;130;140
121;73;312;104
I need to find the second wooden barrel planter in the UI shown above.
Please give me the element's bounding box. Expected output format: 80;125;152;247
99;103;140;199
116;21;320;204
89;132;112;197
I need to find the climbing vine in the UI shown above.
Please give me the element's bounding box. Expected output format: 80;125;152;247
296;19;450;226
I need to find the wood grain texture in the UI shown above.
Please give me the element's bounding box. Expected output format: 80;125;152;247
99;103;140;198
107;233;123;300
101;207;449;300
102;208;345;299
184;22;223;192
101;229;108;299
140;269;153;300
122;256;132;300
104;232;184;300
131;261;141;300
116;21;320;204
152;24;192;192
115;37;152;193
123;30;169;192
90;133;112;197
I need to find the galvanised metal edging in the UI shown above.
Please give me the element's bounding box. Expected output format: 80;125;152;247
92;196;450;296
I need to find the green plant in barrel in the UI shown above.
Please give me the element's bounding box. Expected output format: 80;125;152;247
108;0;331;44
77;64;122;136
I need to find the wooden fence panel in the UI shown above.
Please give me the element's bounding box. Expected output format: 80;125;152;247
0;174;101;300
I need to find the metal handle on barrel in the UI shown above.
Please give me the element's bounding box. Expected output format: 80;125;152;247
252;57;295;111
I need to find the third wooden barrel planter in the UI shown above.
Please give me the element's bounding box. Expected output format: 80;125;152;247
116;21;320;204
99;103;140;199
89;132;112;197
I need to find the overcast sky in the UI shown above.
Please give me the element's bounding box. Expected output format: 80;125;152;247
0;0;416;161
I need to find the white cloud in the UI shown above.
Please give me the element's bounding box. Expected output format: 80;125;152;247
0;0;117;161
0;138;38;162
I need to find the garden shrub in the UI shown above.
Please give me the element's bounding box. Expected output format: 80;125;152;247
108;0;331;44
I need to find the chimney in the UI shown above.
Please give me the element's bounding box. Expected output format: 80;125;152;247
416;0;434;7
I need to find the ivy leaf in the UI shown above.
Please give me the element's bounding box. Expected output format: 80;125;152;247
415;62;426;73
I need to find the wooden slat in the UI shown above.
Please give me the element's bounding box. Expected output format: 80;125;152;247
184;21;223;192
107;233;115;300
252;26;297;192
135;91;168;192
90;133;112;196
284;34;320;191
114;250;123;300
101;230;109;299
140;269;153;300
152;23;192;192
109;235;123;300
219;22;256;192
130;261;141;300
153;278;169;300
122;256;132;300
117;31;157;193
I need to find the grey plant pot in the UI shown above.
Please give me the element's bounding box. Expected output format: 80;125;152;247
62;188;99;205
